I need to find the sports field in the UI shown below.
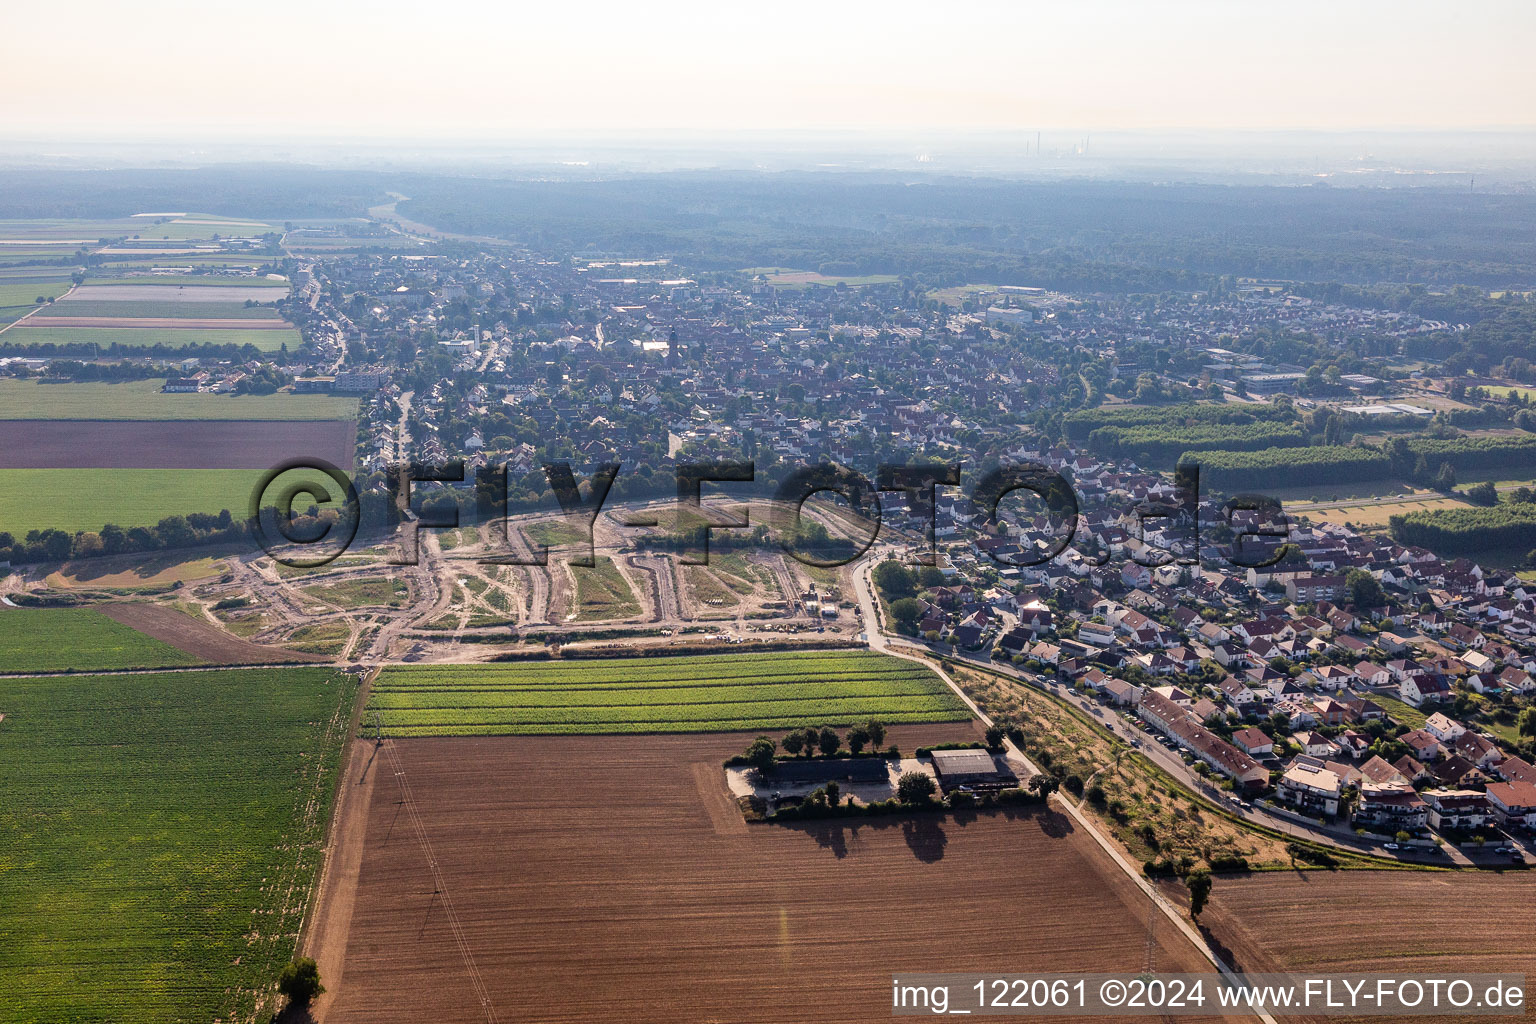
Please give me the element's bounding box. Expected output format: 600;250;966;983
0;606;201;672
0;466;346;534
0;378;357;419
366;650;971;736
0;667;355;1023
6;325;300;351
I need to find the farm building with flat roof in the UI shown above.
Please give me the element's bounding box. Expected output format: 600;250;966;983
770;758;892;785
928;748;1016;792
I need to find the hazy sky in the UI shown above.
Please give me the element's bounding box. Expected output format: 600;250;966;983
4;0;1532;139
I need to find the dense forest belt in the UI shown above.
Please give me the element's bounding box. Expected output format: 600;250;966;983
1089;422;1308;465
1398;435;1536;475
1389;503;1536;555
1186;434;1536;494
1062;402;1297;443
393;175;1536;288
1185;446;1394;492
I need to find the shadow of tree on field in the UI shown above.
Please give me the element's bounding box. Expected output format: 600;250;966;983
273;1005;317;1024
1034;806;1076;839
1199;923;1244;975
901;816;948;862
773;803;1067;862
794;819;853;858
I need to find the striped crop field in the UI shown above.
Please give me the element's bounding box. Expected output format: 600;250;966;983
366;650;971;736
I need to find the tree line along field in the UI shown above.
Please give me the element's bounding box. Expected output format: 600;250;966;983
1389;501;1536;555
0;606;201;672
0;466;345;535
367;650;970;736
0;667;357;1024
0;378;357;420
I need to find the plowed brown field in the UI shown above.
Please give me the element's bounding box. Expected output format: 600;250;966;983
0;420;355;469
1198;871;1536;1024
100;601;327;664
316;727;1243;1024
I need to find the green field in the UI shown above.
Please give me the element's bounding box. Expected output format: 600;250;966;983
35;301;281;319
6;325;300;352
0;607;200;672
366;650;971;736
571;556;641;620
0;281;69;306
1367;691;1429;729
741;267;899;289
128;222;273;242
0;467;345;534
0;217;139;238
0;667;355;1023
0;379;357;420
83;275;287;288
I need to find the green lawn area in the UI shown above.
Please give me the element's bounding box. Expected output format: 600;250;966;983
0;607;200;672
366;650;971;736
6;325;300;352
35;301;281;319
570;556;641;620
0;667;355;1023
0;466;344;534
0;378;356;420
1368;690;1428;729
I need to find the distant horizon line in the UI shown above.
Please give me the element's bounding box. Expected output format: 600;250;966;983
5;126;1536;146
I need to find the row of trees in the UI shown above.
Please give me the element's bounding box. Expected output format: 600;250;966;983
0;510;249;566
1088;422;1307;466
1389;434;1536;478
1187;445;1393;492
739;720;891;771
1063;401;1295;443
1388;503;1536;556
